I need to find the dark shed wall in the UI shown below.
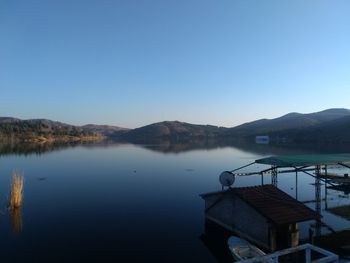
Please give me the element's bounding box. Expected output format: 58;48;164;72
204;194;270;246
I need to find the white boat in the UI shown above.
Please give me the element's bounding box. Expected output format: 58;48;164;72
227;236;266;261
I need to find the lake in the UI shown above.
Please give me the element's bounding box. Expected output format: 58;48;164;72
0;141;349;262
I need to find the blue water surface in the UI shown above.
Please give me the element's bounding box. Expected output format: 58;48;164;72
0;142;349;262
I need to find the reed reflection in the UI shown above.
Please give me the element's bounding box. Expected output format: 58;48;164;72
9;206;23;234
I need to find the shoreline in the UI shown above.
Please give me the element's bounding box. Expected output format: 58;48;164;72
0;134;104;144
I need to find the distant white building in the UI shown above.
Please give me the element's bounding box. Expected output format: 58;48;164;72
255;135;269;144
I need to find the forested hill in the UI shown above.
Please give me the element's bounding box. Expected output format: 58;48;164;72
0;118;102;142
226;108;350;137
224;108;350;143
119;121;228;142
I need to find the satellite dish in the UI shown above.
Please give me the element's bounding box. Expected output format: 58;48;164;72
219;171;235;187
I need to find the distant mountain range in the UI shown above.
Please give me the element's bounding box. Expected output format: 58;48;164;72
115;108;350;143
227;108;350;136
1;108;350;144
225;108;350;143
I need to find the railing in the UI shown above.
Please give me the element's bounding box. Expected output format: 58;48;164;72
235;243;339;263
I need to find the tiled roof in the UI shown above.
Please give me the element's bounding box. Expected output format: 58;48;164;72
231;185;321;225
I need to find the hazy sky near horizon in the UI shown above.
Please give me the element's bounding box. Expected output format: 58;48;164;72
1;0;349;128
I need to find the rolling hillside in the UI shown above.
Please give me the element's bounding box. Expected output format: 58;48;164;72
0;118;102;142
81;124;129;136
226;108;350;138
119;121;228;141
269;115;350;143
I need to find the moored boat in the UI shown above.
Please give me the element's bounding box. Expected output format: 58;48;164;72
227;236;266;261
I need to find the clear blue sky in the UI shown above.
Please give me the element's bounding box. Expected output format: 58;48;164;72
1;0;349;128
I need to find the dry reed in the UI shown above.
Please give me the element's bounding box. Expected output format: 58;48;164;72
9;171;24;209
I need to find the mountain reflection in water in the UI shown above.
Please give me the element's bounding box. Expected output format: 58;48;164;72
1;139;350;156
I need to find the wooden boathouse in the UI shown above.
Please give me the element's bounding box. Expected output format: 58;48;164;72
200;156;350;262
201;154;350;253
201;185;320;252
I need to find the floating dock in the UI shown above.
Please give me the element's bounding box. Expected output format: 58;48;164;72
319;173;350;185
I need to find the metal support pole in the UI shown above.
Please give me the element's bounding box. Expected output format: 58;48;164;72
271;166;278;187
230;162;256;173
325;165;328;210
305;248;311;263
295;170;298;200
315;165;322;237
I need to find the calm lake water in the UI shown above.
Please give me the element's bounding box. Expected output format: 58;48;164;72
0;141;349;262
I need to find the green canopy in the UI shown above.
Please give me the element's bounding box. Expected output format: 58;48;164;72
255;153;350;167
